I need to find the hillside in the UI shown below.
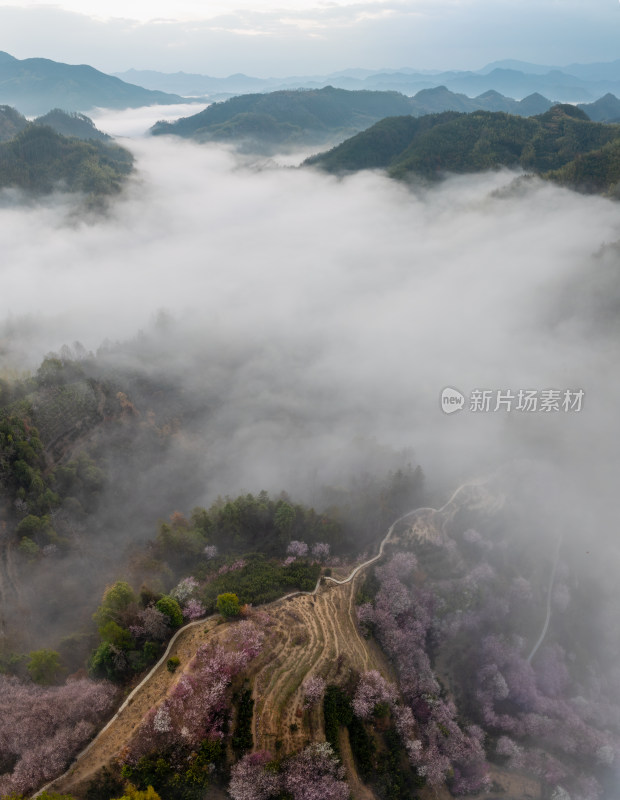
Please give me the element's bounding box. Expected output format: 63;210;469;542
0;51;185;116
149;85;555;151
28;472;619;800
150;86;417;149
0;106;112;143
0;104;27;141
34;109;112;141
306;104;620;196
0;125;133;197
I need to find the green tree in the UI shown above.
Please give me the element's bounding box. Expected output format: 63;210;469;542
274;501;295;540
155;595;183;628
99;620;133;649
93;581;136;631
113;785;162;800
27;649;62;685
216;592;241;618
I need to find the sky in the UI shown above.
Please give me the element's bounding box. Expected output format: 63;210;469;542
1;0;620;76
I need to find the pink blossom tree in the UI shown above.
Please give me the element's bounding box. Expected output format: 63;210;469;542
183;598;206;620
302;676;326;709
283;742;349;800
287;541;308;558
352;670;398;719
128;622;264;763
0;675;116;796
229;751;282;800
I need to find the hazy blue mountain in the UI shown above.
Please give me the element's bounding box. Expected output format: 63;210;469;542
479;59;562;75
0;51;186;116
117;59;620;106
484;59;620;82
409;86;552;117
578;93;620;123
113;68;275;98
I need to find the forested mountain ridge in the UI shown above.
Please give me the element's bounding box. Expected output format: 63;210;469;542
0;106;112;143
150;86;417;148
305;104;620;196
149;85;560;151
0;123;133;198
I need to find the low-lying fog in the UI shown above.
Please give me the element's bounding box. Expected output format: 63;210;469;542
1;104;619;798
2;104;620;577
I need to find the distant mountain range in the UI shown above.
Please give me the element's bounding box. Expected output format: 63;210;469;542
149;85;620;151
1;49;620;124
305;104;620;198
0;51;186;116
117;59;620;103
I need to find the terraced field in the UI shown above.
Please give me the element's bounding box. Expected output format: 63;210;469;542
252;573;389;756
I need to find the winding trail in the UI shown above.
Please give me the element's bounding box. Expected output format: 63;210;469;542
36;477;488;798
527;532;563;664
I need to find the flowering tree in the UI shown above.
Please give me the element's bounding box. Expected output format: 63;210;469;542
171;577;199;602
302;676;326;709
311;542;330;562
0;675;116;796
352;670;398;719
287;541;308;558
228;751;282;800
183;598;206;620
129;606;170;641
129;622;264;763
283;742;349;800
358;553;489;794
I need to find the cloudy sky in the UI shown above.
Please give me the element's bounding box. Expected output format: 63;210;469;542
1;0;620;76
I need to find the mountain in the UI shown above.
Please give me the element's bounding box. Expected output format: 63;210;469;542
409;86;552;117
578;93;620;123
0;104;27;141
0;125;133;197
0;106;111;143
118;59;620;106
33;109;112;141
150;86;418;149
113;68;275;98
0;51;186;116
306;104;620;197
150;85;554;151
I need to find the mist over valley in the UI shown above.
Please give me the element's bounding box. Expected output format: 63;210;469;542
1;76;620;800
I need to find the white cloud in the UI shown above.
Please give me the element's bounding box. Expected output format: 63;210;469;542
2;1;620;73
